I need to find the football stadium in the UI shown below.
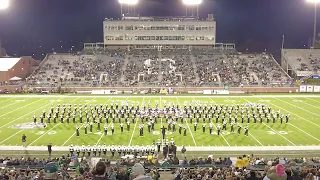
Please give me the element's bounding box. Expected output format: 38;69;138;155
0;0;320;179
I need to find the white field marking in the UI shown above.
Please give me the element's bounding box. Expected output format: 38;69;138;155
263;100;320;141
305;97;320;104
248;133;263;146
179;97;196;146
28;123;61;146
61;97;101;146
0;129;24;144
264;98;320;129
291;97;320;110
241;97;297;145
262;122;296;146
0;97;14;103
95;96;123;145
0;98;28;109
95;123;112;146
0;98;46;119
224;97;263;146
287;123;320;142
0;99;55;129
28;97;82;146
128;97;145;146
274;97;320;117
211;123;230;146
240;97;296;146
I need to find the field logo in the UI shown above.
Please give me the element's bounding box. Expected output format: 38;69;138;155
153;131;173;135
11;122;46;129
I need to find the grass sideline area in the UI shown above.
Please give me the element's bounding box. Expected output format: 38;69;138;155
0;94;320;157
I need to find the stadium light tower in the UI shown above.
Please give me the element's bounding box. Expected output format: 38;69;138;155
0;0;9;57
119;0;139;17
182;0;202;18
307;0;320;48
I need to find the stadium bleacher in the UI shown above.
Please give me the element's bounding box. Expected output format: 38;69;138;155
0;154;319;180
26;49;291;88
282;49;320;72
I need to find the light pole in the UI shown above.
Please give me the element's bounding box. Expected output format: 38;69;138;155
118;0;139;17
307;0;320;48
182;0;202;18
0;0;9;56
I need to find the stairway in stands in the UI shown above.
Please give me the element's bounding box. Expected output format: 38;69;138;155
189;51;200;83
119;54;130;83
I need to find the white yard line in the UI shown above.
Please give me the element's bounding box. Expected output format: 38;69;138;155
249;133;263;146
224;97;263;146
274;97;320;117
262;122;296;146
95;96;121;145
305;97;320;105
0;129;24;144
211;123;230;146
0;98;28;109
179;97;197;146
0;97;14;103
61;97;100;146
291;98;320;111
128;97;144;146
25;97;82;146
0;98;46;118
240;97;298;146
288;123;320;142
262;100;320;142
266;98;320;129
0;99;54;129
29;123;61;146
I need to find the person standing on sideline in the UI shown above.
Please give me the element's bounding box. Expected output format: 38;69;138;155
22;134;27;147
47;143;52;156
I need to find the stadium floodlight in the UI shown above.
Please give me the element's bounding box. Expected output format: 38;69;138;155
182;0;202;5
307;0;320;48
118;0;139;17
119;0;139;5
0;0;9;10
182;0;202;18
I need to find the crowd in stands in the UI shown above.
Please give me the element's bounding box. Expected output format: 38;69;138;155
283;49;320;73
25;48;291;88
0;153;320;180
0;155;320;180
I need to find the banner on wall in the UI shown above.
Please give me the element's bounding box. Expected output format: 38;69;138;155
213;90;230;95
299;86;306;92
314;86;320;92
203;90;213;94
307;86;314;92
91;90;118;95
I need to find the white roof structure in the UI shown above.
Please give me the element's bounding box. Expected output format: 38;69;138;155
0;58;20;71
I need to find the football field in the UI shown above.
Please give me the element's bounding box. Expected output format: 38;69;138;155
0;94;320;155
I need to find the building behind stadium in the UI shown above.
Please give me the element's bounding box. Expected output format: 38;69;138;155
0;57;37;85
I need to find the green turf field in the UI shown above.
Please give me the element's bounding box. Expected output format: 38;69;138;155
0;95;319;148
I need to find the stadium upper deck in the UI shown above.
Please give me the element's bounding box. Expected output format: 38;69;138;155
102;14;216;47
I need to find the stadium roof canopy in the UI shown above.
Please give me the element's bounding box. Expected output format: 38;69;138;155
0;58;20;71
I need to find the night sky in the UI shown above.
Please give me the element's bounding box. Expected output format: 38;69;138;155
0;0;317;59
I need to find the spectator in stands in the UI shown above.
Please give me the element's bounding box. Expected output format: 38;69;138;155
116;168;130;180
131;163;151;180
44;162;58;179
92;161;109;180
265;164;287;180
